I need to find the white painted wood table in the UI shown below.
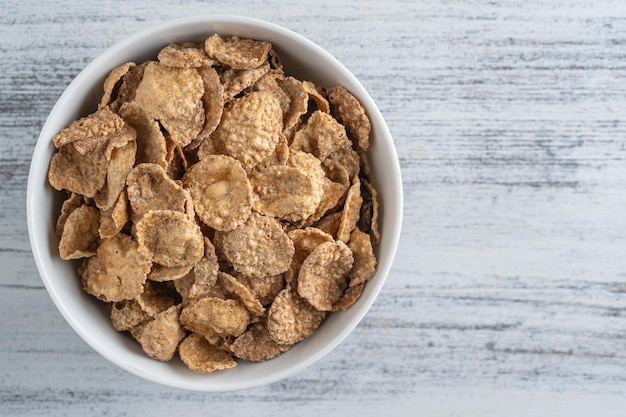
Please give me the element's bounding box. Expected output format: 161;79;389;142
2;1;626;415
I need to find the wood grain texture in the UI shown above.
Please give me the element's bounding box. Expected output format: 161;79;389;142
3;0;626;415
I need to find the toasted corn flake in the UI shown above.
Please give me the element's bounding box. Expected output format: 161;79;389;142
303;81;329;113
220;63;270;102
148;263;194;282
287;227;334;281
118;101;168;168
135;210;204;268
337;176;363;243
56;192;84;237
99;189;128;239
59;205;100;260
347;229;377;287
219;212;294;278
80;233;151;302
194;66;224;144
291;111;351;161
180;297;250;338
179;333;237;373
183;155;252;231
126;163;188;221
157;42;216;68
331;282;365;312
327;85;371;151
134;62;204;148
204;34;271;69
99;62;136;109
297;241;354;311
234;272;285;307
314;211;343;238
214;90;282;172
110;299;151;332
94;140;136;211
267;286;325;345
249;165;318;222
230;317;291;361
134;305;185;361
52;107;125;149
217;272;265;317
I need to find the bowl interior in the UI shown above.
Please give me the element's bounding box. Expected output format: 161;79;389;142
27;15;403;391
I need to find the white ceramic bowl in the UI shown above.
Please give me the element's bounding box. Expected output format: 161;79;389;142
27;15;403;391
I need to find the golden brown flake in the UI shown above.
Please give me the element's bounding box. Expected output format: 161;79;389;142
330;282;365;311
230;317;291;361
194;66;224;144
347;229;377;287
94;140;136;211
55;192;84;237
49;134;111;198
52;107;125;149
59;205;100;260
157;42;216;68
99;62;136;109
267;286;325;345
180;297;250;338
99;189;128;239
110;299;151;331
327;85;371;151
147;263;194;282
250;132;289;174
135;210;204;268
194;237;220;286
275;76;308;132
182;155;252;231
179;333;237;373
337;176;363;243
314;211;343;238
204;34;271;69
110;63;146;112
213;90;282;172
291;111;351;161
249;165;319;222
234;272;285;307
219;212;295;278
323;146;360;182
217;272;265;317
305;177;347;225
133;305;185;361
220;63;270;102
174;237;220;302
126;163;188;221
287;227;334;281
80;233;151;302
297;241;354;311
134;62;204;148
118;101;168;168
253;71;289;110
303;81;329;113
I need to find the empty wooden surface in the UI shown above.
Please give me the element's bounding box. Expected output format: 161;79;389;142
2;1;626;415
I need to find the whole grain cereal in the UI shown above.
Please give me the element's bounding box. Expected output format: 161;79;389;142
47;33;380;373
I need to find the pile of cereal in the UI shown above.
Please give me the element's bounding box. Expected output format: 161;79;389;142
48;34;380;372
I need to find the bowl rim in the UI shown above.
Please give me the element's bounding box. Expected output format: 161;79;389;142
27;14;403;391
